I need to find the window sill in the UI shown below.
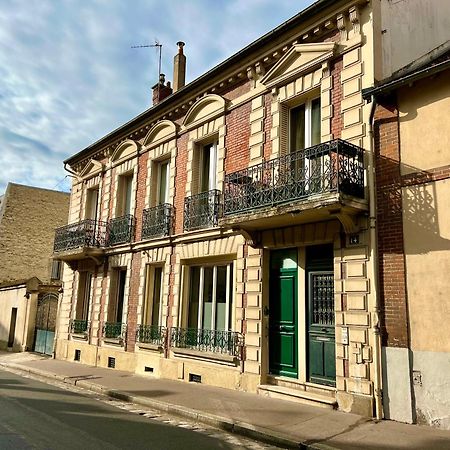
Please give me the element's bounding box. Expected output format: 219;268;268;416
171;347;239;366
136;342;164;352
102;337;124;347
70;333;88;341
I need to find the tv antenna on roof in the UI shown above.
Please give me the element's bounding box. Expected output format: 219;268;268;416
131;40;163;98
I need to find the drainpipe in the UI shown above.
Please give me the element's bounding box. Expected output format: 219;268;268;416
367;94;383;420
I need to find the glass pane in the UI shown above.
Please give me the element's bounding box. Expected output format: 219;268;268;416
290;104;305;152
311;98;321;146
202;267;213;330
188;267;200;328
116;269;126;322
200;145;211;193
125;176;133;215
151;267;162;326
159;162;168;205
215;266;227;331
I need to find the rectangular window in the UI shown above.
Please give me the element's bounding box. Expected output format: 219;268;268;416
290;97;326;192
51;260;62;280
108;268;126;323
85;187;99;220
187;263;233;331
117;173;133;216
76;272;92;321
157;160;170;205
195;141;217;194
142;266;163;326
290;97;321;152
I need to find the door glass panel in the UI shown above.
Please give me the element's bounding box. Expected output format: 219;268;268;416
202;267;213;330
188;267;200;328
215;266;227;331
311;273;334;326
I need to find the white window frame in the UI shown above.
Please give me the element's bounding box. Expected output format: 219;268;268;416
142;265;164;327
187;262;232;332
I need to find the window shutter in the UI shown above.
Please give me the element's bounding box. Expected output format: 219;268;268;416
280;103;289;157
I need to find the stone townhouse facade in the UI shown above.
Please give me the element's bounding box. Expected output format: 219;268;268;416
364;42;450;428
53;0;449;419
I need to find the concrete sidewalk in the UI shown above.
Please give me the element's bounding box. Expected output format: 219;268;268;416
0;353;449;449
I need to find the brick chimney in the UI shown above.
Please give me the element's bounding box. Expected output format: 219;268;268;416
152;73;173;105
173;41;186;92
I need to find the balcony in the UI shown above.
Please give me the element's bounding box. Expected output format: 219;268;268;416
108;214;134;246
141;204;173;240
53;219;107;264
222;140;366;232
103;322;127;344
70;319;89;337
136;325;167;347
183;189;222;232
170;327;243;359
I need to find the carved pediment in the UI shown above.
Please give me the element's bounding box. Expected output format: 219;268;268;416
143;120;177;148
79;159;104;179
110;139;139;165
182;94;226;131
261;42;336;88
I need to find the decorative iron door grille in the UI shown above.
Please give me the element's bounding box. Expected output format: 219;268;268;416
183;189;222;231
311;273;334;327
108;214;134;246
141;204;173;240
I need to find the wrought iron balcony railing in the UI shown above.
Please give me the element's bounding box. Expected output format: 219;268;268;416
103;322;127;340
183;189;222;231
136;325;167;346
170;327;243;358
108;214;135;246
141;204;173;240
54;219;108;252
223;139;364;216
70;319;90;335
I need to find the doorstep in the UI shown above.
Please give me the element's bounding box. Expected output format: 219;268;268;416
257;384;338;410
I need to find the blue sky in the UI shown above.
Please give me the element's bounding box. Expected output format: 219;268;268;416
0;0;313;193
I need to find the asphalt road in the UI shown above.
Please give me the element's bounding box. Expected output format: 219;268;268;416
0;369;274;450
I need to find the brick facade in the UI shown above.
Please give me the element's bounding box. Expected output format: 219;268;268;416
373;100;409;348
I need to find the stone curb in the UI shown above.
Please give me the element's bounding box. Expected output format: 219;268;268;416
0;362;340;450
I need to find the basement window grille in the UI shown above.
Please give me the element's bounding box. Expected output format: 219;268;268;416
189;373;202;383
74;349;81;361
144;366;154;373
107;357;116;369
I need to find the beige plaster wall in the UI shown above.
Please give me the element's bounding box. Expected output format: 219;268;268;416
0;286;28;350
403;179;450;353
380;0;450;79
398;73;450;175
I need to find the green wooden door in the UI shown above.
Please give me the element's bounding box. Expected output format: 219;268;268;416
269;249;298;378
306;245;335;386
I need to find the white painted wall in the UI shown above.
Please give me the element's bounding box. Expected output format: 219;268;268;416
380;0;450;78
382;346;414;423
412;350;450;429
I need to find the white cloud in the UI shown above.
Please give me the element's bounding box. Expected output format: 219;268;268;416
0;0;312;193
